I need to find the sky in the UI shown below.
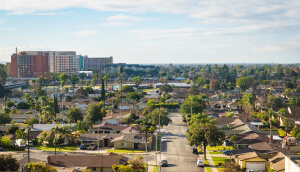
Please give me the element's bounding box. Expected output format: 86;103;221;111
0;0;300;64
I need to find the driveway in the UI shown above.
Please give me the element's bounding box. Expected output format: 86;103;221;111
160;112;204;172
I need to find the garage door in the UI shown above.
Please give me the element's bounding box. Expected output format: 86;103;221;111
246;162;265;171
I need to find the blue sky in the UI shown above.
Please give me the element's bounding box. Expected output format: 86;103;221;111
0;0;299;64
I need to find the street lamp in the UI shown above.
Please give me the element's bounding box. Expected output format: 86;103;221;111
25;127;31;163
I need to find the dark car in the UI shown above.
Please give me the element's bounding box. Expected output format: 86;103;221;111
0;147;3;151
183;118;187;122
193;147;198;154
223;150;233;155
161;160;168;167
80;144;86;150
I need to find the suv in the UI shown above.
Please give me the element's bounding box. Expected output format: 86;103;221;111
161;160;168;167
223;150;233;155
88;143;97;150
193;147;198;154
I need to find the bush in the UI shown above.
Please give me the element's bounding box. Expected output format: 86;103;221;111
25;111;32;114
16;102;30;109
154;103;179;109
0;154;20;171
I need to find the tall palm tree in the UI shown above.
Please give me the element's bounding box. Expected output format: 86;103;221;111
38;96;49;107
69;74;79;98
40;105;55;123
15;129;27;140
51;125;60;155
288;96;298;126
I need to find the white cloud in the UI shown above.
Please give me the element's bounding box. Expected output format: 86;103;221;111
1;0;299;26
0;28;18;31
0;19;5;24
36;12;65;15
106;14;148;21
69;30;98;36
102;21;132;26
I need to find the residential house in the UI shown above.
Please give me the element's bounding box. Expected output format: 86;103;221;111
47;153;129;172
227;101;239;110
90;122;128;134
269;152;285;172
121;125;142;134
0;126;9;137
216;117;244;130
285;155;300;172
10;113;38;123
119;102;134;110
235;152;267;171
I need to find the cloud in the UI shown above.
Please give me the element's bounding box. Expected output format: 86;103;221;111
106;14;148;21
0;28;18;31
36;12;65;15
252;36;300;52
0;19;5;24
102;21;132;26
0;0;299;26
69;30;98;36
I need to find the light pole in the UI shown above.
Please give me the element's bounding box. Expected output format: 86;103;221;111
25;127;31;163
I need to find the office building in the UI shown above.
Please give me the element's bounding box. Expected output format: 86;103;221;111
11;52;49;78
53;51;79;75
84;56;113;70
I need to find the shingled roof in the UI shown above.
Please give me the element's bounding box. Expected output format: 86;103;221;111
48;153;128;168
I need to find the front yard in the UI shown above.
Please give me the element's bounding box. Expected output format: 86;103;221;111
35;146;77;152
107;149;145;154
212;157;230;172
207;146;233;151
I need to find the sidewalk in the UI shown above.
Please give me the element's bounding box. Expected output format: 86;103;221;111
205;153;218;172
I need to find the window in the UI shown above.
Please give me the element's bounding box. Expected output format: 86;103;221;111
121;142;127;147
91;167;96;171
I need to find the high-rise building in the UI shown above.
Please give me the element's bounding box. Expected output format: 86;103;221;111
11;52;49;78
53;51;79;75
83;56;113;70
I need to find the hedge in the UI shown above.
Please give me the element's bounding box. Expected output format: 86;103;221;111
154;103;179;109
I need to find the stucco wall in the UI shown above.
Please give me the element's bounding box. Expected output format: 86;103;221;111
114;140;134;149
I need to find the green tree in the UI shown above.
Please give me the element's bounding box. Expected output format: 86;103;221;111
236;77;252;92
53;95;59;113
121;85;134;92
0;113;11;124
0;64;7;85
132;76;143;88
67;107;83;122
148;108;172;127
288;96;298;125
0;135;12;149
59;73;69;88
188;84;199;95
15;128;27;140
187;123;225;160
196;77;205;87
27;161;57;172
0;154;19;171
101;78;106;106
40;105;55;123
102;74;110;89
160;84;173;93
180;94;207;115
16;102;30;109
85;102;106;124
230;134;240;142
112;164;134;172
278;108;290;117
70;74;79;97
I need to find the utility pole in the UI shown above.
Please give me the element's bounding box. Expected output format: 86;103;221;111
27;128;30;163
145;128;148;172
159;102;161;172
98;127;99;155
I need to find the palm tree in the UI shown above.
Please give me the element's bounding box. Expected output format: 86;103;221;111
38;131;48;150
288;96;298;126
51;125;60;155
69;74;79;98
38;96;49;107
15;129;27;140
40;105;55;123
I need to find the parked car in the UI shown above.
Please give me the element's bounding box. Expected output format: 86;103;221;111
0;147;3;151
15;139;26;148
26;141;33;147
80;144;86;150
183;118;187;122
161;137;167;142
88;143;97;150
223;150;233;155
197;158;204;167
192;147;198;154
161;160;168;167
186;128;189;132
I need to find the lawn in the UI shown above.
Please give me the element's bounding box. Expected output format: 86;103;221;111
107;149;145;154
204;160;212;172
278;129;286;136
142;88;155;93
207;146;233;151
212;157;230;166
35;146;77;152
153;165;159;172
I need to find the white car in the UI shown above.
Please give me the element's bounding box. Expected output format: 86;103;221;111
197;158;204;167
161;137;167;142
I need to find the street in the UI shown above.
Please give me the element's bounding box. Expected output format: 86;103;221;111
160;113;204;172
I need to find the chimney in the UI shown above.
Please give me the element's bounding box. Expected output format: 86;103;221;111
269;135;273;143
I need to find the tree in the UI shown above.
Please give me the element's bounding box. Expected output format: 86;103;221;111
101;78;106;107
195;77;205;87
189;84;199;95
70;74;79;97
121;85;134;92
0;64;7;85
288;96;298;125
40;105;55;123
6;124;19;134
27;161;57;172
133;76;143;88
27;117;39;125
160;84;173;93
126;92;144;101
187;123;225;160
148;108;172;127
102;75;109;89
16;102;30;109
67;107;83;122
0;135;12;149
266;94;282;109
112;164;134;172
236;77;252;92
53;95;59;113
37;75;49;86
180;94;208;115
85;102;106;124
0;113;11;124
278;108;290;117
15;128;28;140
230;134;240;142
59;73;69;88
0;154;19;171
36;89;46;97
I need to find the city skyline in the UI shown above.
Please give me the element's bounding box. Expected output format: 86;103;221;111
0;0;300;64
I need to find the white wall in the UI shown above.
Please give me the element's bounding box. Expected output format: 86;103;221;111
285;156;300;172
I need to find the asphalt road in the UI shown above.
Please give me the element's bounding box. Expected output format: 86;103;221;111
160;113;204;172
